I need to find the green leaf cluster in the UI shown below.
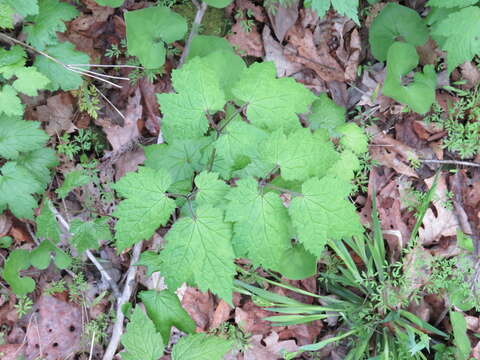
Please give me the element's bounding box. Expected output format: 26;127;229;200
304;0;359;24
121;290;233;360
369;1;480;113
113;41;367;303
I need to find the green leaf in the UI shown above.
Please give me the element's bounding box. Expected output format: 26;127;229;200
289;176;363;257
214;120;267;173
0;85;23;116
0;162;43;219
248;128;338;182
94;0;124;7
202;0;233;8
232;62;315;133
35;42;90;91
157;57;226;141
139;290;196;344
12;66;50;96
24;0;79;50
121;307;165;360
276;244;317;280
368;3;428;61
431;6;480;73
136;250;163;276
308;94;345;134
0;236;12;248
15;147;58;188
427;0;478;7
0;3;14;29
0;116;48;160
159;206;235;304
172;334;233;360
4;0;39;16
305;0;359;24
56;170;91;199
329;150;360;182
125;6;187;69
144;138;208;192
226;177;291;270
2;249;35;295
383;42;437;114
70;218;112;253
337;123;368;155
0;45;26;68
30;240;71;269
187;35;235;61
450;311;471;360
457;229;474;252
194;171;229;207
112;167;176;252
36;199;60;243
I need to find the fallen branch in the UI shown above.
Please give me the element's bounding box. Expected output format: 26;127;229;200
178;0;208;66
102;241;143;360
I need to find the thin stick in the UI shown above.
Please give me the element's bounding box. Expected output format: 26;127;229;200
88;330;96;360
68;66;130;81
69;63;143;69
178;1;208;66
51;207;121;298
93;84;126;120
419;159;480;168
102;241;143;360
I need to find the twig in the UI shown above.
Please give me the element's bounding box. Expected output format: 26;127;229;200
69;63;143;69
51;207;121;298
178;1;208;66
102;241;143;360
88;330;96;360
93;84;126;120
419;159;480;168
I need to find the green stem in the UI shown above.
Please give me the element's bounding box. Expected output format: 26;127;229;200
263;183;303;197
217;103;248;133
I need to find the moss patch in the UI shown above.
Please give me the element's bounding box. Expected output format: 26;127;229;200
173;2;230;37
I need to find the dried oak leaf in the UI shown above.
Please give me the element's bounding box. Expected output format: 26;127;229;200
263;26;303;77
419;176;459;246
267;0;299;43
25;295;82;360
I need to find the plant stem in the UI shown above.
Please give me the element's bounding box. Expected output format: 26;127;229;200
217;104;248;133
178;1;208;66
263;183;303;197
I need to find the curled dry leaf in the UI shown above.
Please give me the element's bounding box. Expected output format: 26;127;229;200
211;300;232;329
0;213;12;237
25;295;82;360
460;61;480;89
419;175;459;246
181;287;215;331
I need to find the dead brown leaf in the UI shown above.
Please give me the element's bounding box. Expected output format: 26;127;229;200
460;61;480;89
262;27;303;77
235;300;273;335
100;87;142;152
420;175;459;246
0;344;24;360
181;287;215;331
285;25;344;82
0;213;11;237
37;93;76;136
267;1;299;43
228;22;264;58
211;300;232;329
25;295;82;360
244;332;298;360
